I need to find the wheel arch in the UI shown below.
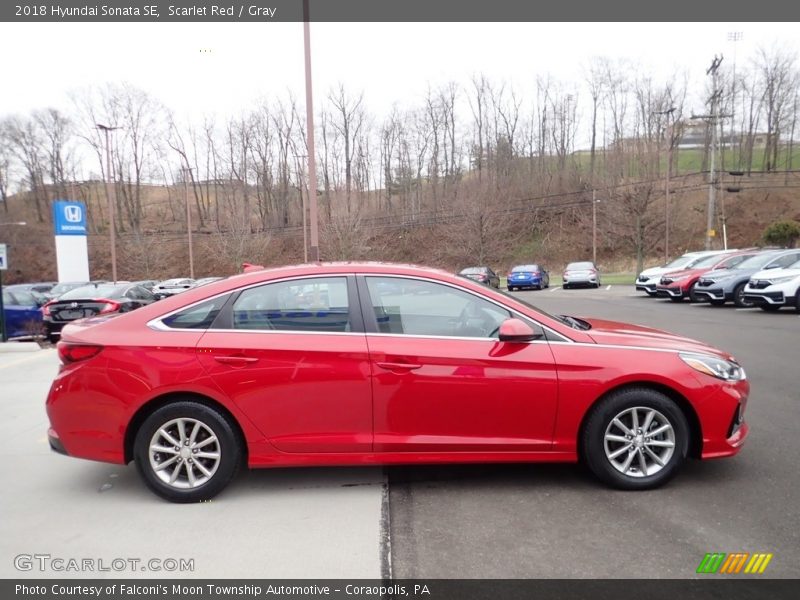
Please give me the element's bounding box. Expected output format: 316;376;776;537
577;381;703;460
124;392;248;465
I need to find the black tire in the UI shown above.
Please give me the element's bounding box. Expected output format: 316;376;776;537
709;299;726;306
563;284;570;290
688;283;701;303
507;286;515;292
581;387;689;490
732;283;752;308
134;400;242;503
759;304;780;312
796;289;800;313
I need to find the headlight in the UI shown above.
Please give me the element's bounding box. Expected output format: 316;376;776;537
680;353;746;381
766;276;797;285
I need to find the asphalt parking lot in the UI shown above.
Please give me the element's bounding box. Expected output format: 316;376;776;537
389;286;800;578
0;348;384;578
1;286;797;579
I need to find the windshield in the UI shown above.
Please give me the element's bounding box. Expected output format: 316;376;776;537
733;252;781;270
664;255;698;269
692;254;727;268
493;288;588;331
460;267;485;275
59;285;125;300
512;265;538;272
50;282;87;295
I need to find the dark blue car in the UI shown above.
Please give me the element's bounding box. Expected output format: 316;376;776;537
2;287;44;339
507;264;550;291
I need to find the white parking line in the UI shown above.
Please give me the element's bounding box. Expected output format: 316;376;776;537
606;285;611;290
550;286;561;292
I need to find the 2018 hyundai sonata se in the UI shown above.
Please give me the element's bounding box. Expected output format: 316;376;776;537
46;263;749;502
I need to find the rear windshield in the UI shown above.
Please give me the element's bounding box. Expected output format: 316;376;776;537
459;267;486;275
50;282;87;295
567;262;594;269
512;265;539;272
59;285;125;300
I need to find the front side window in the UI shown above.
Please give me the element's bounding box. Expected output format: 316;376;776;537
232;277;351;332
366;277;511;338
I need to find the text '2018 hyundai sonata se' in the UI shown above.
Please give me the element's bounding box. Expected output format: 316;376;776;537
46;263;749;502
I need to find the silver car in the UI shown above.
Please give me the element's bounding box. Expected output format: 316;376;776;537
563;261;601;289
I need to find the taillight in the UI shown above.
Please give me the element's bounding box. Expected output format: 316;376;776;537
58;343;103;365
532;271;540;276
98;300;121;314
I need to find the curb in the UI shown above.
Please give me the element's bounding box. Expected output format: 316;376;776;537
0;341;42;353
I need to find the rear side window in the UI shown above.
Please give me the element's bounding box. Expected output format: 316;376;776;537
232;277;351;332
162;296;228;329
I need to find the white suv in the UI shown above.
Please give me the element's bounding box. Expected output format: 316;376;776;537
743;258;800;312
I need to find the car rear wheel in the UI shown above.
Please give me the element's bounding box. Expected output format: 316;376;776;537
581;387;688;490
733;283;752;308
508;286;515;292
134;401;242;503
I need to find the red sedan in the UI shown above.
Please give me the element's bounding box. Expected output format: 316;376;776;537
46;263;749;502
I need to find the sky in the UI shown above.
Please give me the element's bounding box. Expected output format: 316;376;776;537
1;22;798;122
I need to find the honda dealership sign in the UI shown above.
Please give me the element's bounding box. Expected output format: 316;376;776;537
53;200;90;281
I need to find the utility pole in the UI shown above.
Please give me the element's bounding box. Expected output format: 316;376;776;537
96;124;120;283
691;56;730;251
655;107;676;262
303;0;320;262
182;166;195;279
728;32;743;168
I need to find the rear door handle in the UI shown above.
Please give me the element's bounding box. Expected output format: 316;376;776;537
376;361;422;373
214;355;259;366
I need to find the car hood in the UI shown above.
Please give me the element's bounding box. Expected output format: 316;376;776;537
700;267;757;281
750;267;800;280
639;265;679;278
581;318;733;360
660;267;708;279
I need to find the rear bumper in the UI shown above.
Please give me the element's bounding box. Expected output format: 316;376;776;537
48;428;68;456
508;278;542;287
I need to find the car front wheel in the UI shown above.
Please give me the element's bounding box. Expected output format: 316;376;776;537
134;400;242;503
581;388;688;490
733;283;752;308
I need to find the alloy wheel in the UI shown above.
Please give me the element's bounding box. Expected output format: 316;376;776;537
148;417;221;489
603;406;675;478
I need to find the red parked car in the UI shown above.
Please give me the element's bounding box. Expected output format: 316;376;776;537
46;263;749;502
656;251;758;302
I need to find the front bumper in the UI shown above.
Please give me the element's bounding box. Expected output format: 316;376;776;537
635;280;658;293
743;289;787;306
699;379;750;459
693;286;727;301
656;285;684;298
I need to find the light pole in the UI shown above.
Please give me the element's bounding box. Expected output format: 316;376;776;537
96;124;120;283
181;166;195;278
0;221;28;343
655;107;676;262
303;0;320;262
592;189;598;264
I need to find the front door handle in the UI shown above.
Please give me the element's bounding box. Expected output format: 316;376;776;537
214;355;259;366
376;361;422;373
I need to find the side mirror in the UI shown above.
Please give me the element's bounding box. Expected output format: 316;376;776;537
498;318;541;342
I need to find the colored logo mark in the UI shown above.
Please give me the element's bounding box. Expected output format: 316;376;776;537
696;552;773;574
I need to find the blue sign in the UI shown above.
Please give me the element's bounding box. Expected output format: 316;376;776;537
53;200;87;236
